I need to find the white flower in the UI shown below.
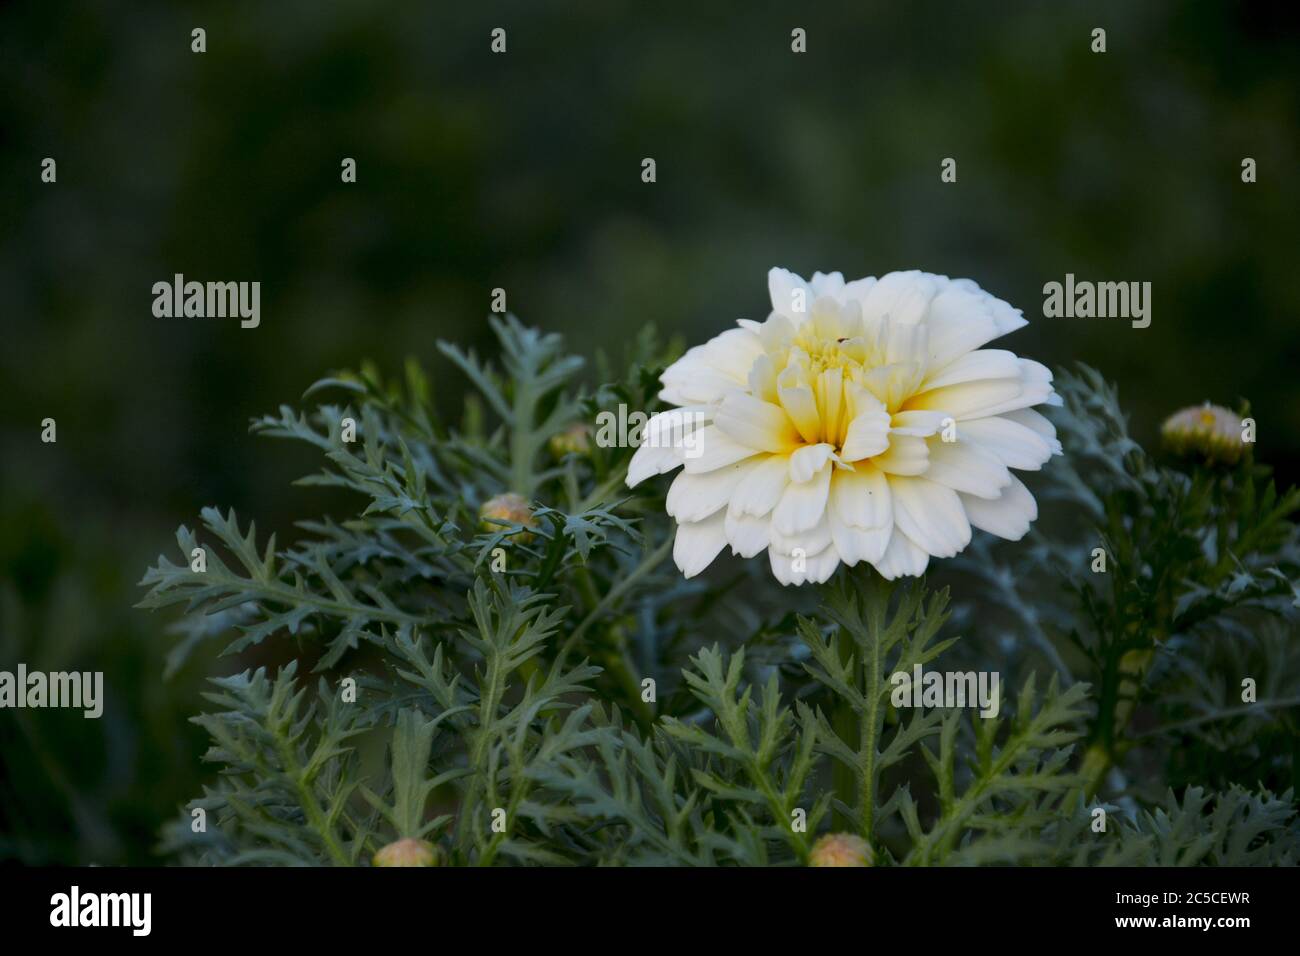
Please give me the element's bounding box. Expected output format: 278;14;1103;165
626;268;1062;585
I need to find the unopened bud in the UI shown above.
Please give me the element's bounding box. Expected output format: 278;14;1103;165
373;837;442;867
479;492;537;542
1161;402;1248;465
549;423;592;459
808;832;873;867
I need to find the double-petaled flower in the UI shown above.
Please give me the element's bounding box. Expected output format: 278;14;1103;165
627;268;1061;585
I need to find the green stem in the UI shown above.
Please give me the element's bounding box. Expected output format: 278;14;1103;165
532;514;570;590
556;533;672;668
601;629;655;731
859;622;882;839
831;669;858;831
919;732;1024;864
856;575;892;839
749;757;811;860
510;381;538;499
1084;640;1159;795
458;635;510;861
577;465;629;513
277;738;350;866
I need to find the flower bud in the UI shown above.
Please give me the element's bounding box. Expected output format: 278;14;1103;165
549;423;592;459
479;492;537;542
373;837;441;867
808;832;873;867
1161;402;1248;465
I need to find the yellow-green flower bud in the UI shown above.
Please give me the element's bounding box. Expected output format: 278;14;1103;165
478;492;537;542
548;423;592;459
808;832;873;867
373;837;441;867
1161;403;1249;465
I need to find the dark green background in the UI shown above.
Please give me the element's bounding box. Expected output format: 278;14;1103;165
2;1;1298;863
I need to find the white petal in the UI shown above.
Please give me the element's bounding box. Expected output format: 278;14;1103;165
725;510;771;558
789;443;836;483
769;540;841;585
840;407;892;461
772;462;832;535
872;529;930;579
627;441;682;487
672;511;729;578
770;511;833;557
828;466;891;530
840;275;879;311
759;312;797;352
830;508;891;565
702;327;763;381
777;367;822;444
872;435;930;476
809;271;846;299
958;360;1059;418
923;439;1012;499
729;454;790;517
627;408;713;487
747;353;779;404
768;267;811;323
713;393;799;453
810;296;851;341
845;381;887;421
889;409;949;437
1002;408;1061;452
956;416;1055;471
660;328;762;405
960;475;1037;540
889;476;972;558
666;460;755;522
882;320;931;366
815;366;846;441
681;425;761;473
861;359;924;411
922;349;1023;391
858;271;940;327
924;282;1027;369
658;368;739;407
640;406;712;449
905;378;1024;419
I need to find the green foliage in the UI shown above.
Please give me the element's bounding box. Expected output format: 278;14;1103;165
949;365;1300;800
901;673;1090;865
144;324;1299;866
166;663;369;866
798;574;955;843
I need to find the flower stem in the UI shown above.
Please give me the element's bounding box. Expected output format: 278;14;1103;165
1084;643;1157;795
831;678;858;831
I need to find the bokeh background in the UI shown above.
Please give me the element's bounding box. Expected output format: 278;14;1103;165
2;0;1298;863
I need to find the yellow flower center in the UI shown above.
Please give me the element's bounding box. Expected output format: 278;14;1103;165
757;304;930;454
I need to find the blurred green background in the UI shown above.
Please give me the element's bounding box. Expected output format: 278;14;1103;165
2;1;1298;863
